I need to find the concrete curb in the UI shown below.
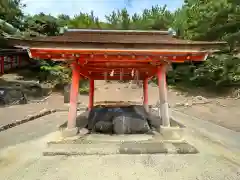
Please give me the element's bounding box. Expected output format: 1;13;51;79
0;109;57;132
43;141;198;156
170;109;240;151
55;106;87;112
0;105;87;132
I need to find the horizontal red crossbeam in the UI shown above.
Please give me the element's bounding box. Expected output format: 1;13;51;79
81;67;157;73
81;64;158;68
29;48;207;55
76;54;205;63
77;65;156;79
79;71;156;79
28;48;208;80
29;48;208;63
30;53;205;63
86;75;153;80
89;71;156;76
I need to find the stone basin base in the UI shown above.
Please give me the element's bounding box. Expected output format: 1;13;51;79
43;133;198;156
50;104;195;156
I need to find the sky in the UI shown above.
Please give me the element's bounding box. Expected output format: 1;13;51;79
21;0;183;20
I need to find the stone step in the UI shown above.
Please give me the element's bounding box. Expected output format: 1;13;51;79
85;134;154;142
43;140;198;156
44;143;120;156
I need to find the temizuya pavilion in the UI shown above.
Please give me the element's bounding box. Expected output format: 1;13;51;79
6;29;225;135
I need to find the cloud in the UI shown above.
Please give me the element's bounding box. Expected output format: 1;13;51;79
22;0;183;20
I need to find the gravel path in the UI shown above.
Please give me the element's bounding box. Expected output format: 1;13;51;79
0;93;64;126
0;81;239;179
0;114;239;180
0;112;67;149
1;80;240;132
2;154;240;180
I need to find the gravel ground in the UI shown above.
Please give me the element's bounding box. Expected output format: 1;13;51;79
0;125;239;180
0;112;67;149
0;80;239;179
0;111;239;180
2;154;240;180
0;93;66;127
1;79;240;132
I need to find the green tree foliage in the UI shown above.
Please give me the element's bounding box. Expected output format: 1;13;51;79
192;54;240;87
67;11;102;29
170;0;240;89
105;6;174;30
1;0;240;91
175;0;240;48
0;0;25;29
57;14;70;27
23;13;59;36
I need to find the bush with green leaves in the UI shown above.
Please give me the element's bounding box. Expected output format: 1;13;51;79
39;60;71;85
191;54;240;87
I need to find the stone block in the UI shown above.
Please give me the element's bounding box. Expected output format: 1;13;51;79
79;128;89;135
160;126;185;141
61;127;78;138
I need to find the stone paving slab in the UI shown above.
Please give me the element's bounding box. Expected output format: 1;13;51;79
44;140;198;156
44;132;198;156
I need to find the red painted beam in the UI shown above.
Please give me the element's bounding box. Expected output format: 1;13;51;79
76;54;206;63
88;75;152;80
82;68;157;73
78;66;154;78
65;63;153;70
30;48;207;56
82;67;156;70
77;56;153;62
83;64;155;68
88;69;157;78
90;72;154;76
29;49;208;63
75;66;91;78
30;54;207;63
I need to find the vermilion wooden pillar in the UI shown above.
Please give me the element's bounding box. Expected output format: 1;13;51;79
88;79;94;110
68;63;80;129
143;78;149;112
157;65;170;127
